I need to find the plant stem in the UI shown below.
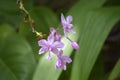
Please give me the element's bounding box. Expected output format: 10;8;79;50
17;0;47;39
17;0;35;33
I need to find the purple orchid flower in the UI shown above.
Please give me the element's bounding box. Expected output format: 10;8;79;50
61;13;76;37
55;50;72;70
38;33;64;59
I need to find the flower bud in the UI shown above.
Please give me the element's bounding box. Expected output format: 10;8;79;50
50;28;56;35
71;41;80;50
55;33;61;41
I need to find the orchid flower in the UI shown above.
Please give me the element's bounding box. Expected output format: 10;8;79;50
55;50;72;70
61;13;76;37
38;32;64;59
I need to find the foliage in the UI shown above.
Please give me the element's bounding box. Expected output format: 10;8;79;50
0;0;120;80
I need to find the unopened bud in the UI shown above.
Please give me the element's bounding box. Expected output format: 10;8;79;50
55;33;61;41
50;28;56;35
71;41;80;50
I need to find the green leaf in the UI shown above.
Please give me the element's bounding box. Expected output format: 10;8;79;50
0;24;15;38
88;54;104;80
108;59;120;80
0;26;36;80
70;7;120;80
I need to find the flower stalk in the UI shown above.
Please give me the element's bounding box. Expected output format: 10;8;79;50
17;0;46;39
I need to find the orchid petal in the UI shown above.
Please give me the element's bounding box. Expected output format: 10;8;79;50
67;24;73;29
47;34;54;45
57;50;63;57
55;58;62;68
50;28;56;35
51;48;59;54
61;13;66;24
68;29;76;34
52;41;64;48
46;53;52;60
55;33;61;41
39;47;48;54
66;15;72;23
63;64;66;70
38;39;48;47
71;41;80;50
61;56;72;63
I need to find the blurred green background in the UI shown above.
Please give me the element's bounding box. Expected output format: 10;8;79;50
0;0;120;80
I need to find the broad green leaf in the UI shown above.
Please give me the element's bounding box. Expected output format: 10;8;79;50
0;25;36;80
0;35;36;80
0;24;15;38
89;54;104;80
108;59;120;80
70;7;120;80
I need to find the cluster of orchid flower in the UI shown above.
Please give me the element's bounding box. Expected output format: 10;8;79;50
38;14;80;70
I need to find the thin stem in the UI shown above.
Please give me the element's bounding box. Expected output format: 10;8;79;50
17;0;35;33
17;0;47;39
66;36;73;42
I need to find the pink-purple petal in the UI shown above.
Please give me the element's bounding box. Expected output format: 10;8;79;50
50;28;56;35
55;33;61;41
39;47;48;54
66;24;73;29
61;56;72;63
62;23;67;29
52;41;64;48
55;58;67;70
68;29;76;34
38;39;48;47
71;41;80;50
47;34;54;45
66;15;72;23
55;58;62;68
63;64;66;70
57;50;63;57
51;48;59;54
46;53;52;60
61;13;66;24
